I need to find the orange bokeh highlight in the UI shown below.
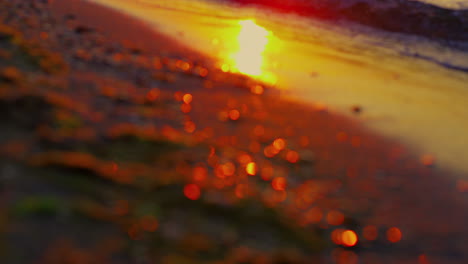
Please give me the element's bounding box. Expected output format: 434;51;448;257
246;162;257;175
331;228;346;245
286;150;299;163
193;166;207;181
198;67;208;77
229;109;241;120
177;60;191;71
146;88;160;102
273;138;286;151
181;103;192;113
387;227;402;243
184;184;201;200
183;93;193;104
272;177;286;191
221;162;236;177
331;229;358;247
250;84;264;95
184;121;196;133
342;230;358;247
264;145;279;158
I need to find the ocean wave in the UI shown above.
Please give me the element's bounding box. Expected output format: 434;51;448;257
227;0;468;43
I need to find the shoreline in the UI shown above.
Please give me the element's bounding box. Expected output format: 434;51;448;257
1;0;467;263
231;0;468;43
80;0;468;177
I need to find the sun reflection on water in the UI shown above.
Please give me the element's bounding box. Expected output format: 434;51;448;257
228;19;277;84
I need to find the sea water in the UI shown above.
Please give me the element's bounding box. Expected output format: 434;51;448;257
418;0;467;8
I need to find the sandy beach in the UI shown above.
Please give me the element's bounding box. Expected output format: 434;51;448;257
1;0;467;263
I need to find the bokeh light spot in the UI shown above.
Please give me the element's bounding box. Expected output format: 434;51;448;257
193;166;207;182
146;88;160;102
181;103;192;113
286;150;299;163
183;93;193;104
250;84;264;95
272;177;286;191
341;230;358;247
246;162;257;176
264;145;279;158
184;184;201;200
229;109;241;121
273;138;286;151
387;227;402;243
331;228;345;245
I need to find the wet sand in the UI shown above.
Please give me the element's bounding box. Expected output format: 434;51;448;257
49;0;203;58
84;0;468;177
54;0;468;254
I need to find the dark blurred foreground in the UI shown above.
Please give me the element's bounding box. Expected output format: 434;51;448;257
1;0;467;263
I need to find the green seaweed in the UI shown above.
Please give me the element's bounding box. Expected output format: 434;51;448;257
12;196;65;217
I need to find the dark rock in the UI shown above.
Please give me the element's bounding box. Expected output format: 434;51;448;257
351;105;362;114
0;95;51;129
74;25;94;34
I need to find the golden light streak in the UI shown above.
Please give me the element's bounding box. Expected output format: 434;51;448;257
246;162;257;175
229;19;277;84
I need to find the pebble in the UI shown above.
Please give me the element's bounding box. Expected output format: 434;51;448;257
351;105;362;114
0;66;22;83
